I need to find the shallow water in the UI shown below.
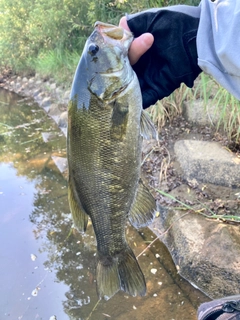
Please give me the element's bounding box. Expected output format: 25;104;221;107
0;88;208;320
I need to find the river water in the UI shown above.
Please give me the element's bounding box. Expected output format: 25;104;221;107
0;88;208;320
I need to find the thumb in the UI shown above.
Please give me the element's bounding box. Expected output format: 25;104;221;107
129;33;154;65
119;16;154;65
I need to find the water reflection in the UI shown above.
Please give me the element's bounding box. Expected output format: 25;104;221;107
0;88;208;320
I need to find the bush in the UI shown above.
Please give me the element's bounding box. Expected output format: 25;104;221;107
0;0;200;72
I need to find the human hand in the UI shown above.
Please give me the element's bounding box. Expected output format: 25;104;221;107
119;16;154;65
119;7;202;109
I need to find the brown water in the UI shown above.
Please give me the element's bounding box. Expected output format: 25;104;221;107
0;88;208;320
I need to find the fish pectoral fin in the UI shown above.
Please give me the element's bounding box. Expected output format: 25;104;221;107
140;109;158;140
129;179;156;228
96;254;120;300
118;247;146;297
68;176;88;232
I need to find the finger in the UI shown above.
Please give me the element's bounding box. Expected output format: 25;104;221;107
129;33;154;65
119;17;154;65
119;16;130;31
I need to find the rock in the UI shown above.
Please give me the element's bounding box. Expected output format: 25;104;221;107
28;78;35;85
40;97;52;108
174;140;240;187
50;83;56;90
51;156;68;174
35;79;43;86
48;103;62;117
55;87;63;99
41;132;58;143
150;207;240;299
58;111;68;128
32;89;41;97
183;100;220;125
63;90;70;100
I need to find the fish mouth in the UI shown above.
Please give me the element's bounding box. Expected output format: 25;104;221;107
94;21;133;42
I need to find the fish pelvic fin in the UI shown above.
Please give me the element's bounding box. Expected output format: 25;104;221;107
140;110;158;140
96;247;146;300
129;179;156;228
68;176;88;232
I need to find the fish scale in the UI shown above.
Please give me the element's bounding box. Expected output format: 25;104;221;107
67;22;157;300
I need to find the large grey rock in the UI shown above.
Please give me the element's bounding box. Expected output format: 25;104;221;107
183;100;220;125
174;140;240;187
150;208;240;299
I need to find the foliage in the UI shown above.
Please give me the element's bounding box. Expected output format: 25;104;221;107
183;73;240;143
0;0;200;72
2;0;239;143
0;0;90;70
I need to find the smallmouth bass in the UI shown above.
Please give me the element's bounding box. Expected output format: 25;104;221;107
67;22;157;300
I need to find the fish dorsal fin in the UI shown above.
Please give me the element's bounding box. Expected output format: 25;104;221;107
129;179;156;228
140;110;158;140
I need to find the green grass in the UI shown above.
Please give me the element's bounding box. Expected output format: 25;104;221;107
151;73;240;145
32;49;82;86
192;74;240;143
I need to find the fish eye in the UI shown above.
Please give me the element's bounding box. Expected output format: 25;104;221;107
88;44;99;56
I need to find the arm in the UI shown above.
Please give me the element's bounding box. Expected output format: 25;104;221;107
197;0;240;101
120;5;202;109
120;1;240;109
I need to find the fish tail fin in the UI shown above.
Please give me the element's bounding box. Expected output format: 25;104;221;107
96;247;146;300
118;246;146;297
96;255;120;300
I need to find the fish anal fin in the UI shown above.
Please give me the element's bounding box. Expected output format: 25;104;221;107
68;176;88;232
118;247;146;297
140;110;158;140
129;179;156;228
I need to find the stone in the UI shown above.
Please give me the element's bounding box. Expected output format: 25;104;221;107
183;100;220;126
40;97;52;108
63;90;71;100
35;80;43;86
48;103;62;116
174;140;240;187
58;111;68;128
50;83;56;90
150;207;240;299
51;156;68;174
41;132;58;143
32;89;41;97
28;78;35;85
55;87;63;99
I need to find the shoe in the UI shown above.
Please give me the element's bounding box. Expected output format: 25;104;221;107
198;295;240;320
